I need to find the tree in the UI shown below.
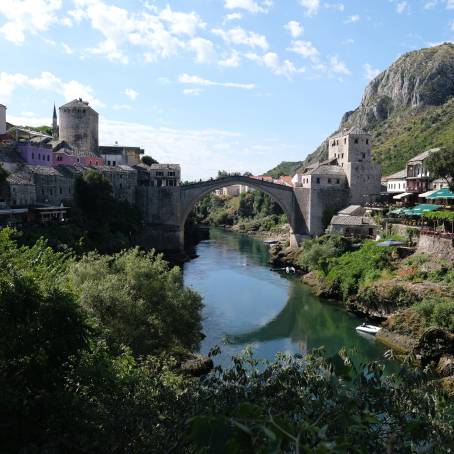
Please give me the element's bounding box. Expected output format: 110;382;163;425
141;155;158;166
427;147;454;191
69;248;203;356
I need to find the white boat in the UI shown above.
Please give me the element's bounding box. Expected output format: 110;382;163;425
355;324;382;335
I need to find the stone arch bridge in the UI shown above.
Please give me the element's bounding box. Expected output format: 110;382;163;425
136;175;349;250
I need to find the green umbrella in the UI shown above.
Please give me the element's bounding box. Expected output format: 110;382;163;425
404;204;441;216
426;188;454;200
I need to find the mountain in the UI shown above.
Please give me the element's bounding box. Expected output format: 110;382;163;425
267;43;454;177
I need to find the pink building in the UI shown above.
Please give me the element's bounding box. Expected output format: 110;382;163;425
53;149;103;167
18;142;53;167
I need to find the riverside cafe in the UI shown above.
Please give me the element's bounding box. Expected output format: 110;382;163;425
388;188;454;238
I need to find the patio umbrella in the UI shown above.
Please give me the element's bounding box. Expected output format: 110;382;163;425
426;188;454;200
377;240;405;247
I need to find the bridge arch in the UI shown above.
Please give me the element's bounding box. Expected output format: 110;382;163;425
179;176;306;248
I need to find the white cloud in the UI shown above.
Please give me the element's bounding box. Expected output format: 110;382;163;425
0;0;62;45
424;1;437;9
299;0;320;16
189;37;216;63
212;26;269;50
183;88;203;96
124;88;139;100
284;21;303;38
246;52;305;78
159;6;206;36
363;63;381;81
324;3;344;11
329;56;350;75
0;70;103;107
179;73;255;90
345;14;360;23
446;0;454;8
396;1;408;14
287;40;319;61
62;43;74;54
68;0;207;65
223;12;243;22
224;0;273;14
219;50;241;67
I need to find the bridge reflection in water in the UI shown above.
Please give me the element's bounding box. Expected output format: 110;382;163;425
184;227;398;371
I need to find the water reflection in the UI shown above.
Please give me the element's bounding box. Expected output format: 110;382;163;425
184;227;397;372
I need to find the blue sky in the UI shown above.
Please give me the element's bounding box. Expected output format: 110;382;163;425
1;0;453;180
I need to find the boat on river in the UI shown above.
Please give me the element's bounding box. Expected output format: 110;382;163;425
356;324;382;335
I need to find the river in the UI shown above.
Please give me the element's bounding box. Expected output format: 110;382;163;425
184;227;397;370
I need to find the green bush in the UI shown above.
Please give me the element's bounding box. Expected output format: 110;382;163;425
325;241;395;301
69;248;203;356
297;234;352;274
414;298;454;330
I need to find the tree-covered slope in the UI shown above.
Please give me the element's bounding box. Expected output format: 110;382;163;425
267;43;454;177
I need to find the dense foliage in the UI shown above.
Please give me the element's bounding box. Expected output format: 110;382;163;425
426;147;454;191
190;191;287;234
141;155;158;165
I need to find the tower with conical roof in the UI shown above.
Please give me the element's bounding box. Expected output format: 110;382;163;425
52;103;58;139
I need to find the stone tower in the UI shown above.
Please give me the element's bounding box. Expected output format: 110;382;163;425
52;103;58;139
59;98;99;154
328;127;381;204
0;104;6;135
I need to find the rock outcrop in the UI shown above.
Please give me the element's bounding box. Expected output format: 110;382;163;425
266;43;454;176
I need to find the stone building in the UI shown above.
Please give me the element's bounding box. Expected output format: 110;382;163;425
99;145;144;166
25;165;73;206
99;165;138;205
6;173;36;207
135;164;180;187
327;128;381;204
59;99;99;154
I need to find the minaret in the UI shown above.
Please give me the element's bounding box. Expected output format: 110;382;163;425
52;103;58;139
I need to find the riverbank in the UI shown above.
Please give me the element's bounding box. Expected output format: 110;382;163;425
268;237;454;381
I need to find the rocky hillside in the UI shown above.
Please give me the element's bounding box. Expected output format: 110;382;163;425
268;43;454;177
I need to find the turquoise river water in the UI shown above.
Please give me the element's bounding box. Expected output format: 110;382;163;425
183;227;398;371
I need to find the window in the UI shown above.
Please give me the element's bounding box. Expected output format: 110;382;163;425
156;171;164;177
316;177;320;184
107;160;111;165
366;139;369;144
38;154;41;160
112;161;116;166
341;153;344;158
332;141;335;146
32;153;35;159
47;155;50;161
328;178;332;183
344;138;347;144
168;171;175;177
354;139;358;144
336;179;340;184
362;152;366;159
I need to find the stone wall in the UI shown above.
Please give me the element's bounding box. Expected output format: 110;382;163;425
301;187;349;235
417;234;454;262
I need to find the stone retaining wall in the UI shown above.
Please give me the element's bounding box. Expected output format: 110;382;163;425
417;234;454;261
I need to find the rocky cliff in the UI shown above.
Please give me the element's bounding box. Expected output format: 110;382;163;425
268;43;454;177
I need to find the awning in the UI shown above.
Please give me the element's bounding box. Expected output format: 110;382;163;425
393;192;412;200
427;188;454;200
418;190;437;198
404;204;442;216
